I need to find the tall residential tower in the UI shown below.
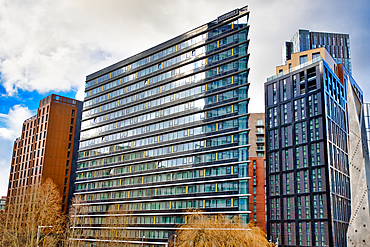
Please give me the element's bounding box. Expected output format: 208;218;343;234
73;6;252;245
266;47;348;246
7;94;82;214
266;45;370;246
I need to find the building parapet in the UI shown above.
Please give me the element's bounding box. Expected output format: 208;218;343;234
267;56;321;82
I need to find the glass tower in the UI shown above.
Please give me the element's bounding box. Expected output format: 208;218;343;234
265;49;353;246
283;29;351;74
73;6;251;245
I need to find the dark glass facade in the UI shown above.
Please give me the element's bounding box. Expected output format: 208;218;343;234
265;57;351;246
73;6;251;245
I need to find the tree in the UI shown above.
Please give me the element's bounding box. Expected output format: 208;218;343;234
172;211;270;247
99;204;131;247
0;210;6;242
1;178;64;247
64;195;87;247
65;201;132;247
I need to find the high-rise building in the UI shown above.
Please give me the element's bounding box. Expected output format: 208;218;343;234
265;46;362;246
73;6;251;245
283;29;351;73
6;94;82;214
248;113;266;231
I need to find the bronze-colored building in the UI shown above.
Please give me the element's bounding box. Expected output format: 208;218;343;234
248;113;266;231
6;94;82;213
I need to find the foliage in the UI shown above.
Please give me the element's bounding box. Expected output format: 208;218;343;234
65;201;132;247
64;195;86;247
1;178;64;247
172;211;270;247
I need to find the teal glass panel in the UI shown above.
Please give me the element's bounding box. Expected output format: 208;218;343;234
238;131;248;145
238;164;249;178
238;147;248;161
238;116;248;130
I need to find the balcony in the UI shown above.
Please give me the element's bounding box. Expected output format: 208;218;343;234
255;119;264;127
256;130;264;135
256;137;265;143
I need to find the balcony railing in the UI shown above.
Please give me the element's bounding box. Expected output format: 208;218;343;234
267;56;322;82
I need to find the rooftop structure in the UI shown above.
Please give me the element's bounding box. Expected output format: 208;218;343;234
283;29;351;73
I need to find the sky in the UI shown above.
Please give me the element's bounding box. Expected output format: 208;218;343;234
0;0;369;196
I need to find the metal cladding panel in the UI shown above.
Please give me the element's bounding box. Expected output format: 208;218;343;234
346;76;370;246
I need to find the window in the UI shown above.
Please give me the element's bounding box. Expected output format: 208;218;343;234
69;135;72;141
65;169;69;176
282;79;287;101
312;52;320;60
257;143;264;150
72;110;75;116
68;143;71;150
66;160;70;167
293;75;297;97
256;119;263;126
71;118;74;125
70;126;73;133
300;55;308;64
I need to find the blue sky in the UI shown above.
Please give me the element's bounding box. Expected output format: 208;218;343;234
0;88;77;114
0;0;369;196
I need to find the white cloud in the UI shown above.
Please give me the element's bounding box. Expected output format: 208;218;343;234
0;105;34;140
75;86;85;102
0;0;369;113
0;0;221;97
0;0;369;196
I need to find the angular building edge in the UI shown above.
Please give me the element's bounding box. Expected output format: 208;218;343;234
345;65;370;246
